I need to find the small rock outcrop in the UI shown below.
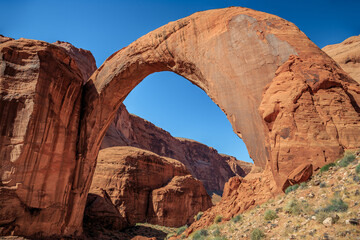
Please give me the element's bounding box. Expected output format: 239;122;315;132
322;35;360;83
102;104;252;194
89;146;212;227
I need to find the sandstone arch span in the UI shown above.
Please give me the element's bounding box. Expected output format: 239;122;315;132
1;7;360;238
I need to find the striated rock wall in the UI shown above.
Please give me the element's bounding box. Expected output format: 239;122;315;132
90;146;212;227
322;35;360;84
0;38;86;236
102;104;252;194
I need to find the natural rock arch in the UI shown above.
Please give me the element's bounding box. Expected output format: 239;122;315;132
73;6;360;235
1;7;359;238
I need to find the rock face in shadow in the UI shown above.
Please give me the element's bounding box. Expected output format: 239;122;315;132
90;146;212;227
0;38;89;236
322;35;360;83
102;104;253;194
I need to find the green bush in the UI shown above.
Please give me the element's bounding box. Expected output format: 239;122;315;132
192;229;208;240
320;163;336;173
213;228;221;236
338;154;356;167
231;214;243;223
264;209;278;221
300;182;307;189
356;164;360;175
176;225;188;236
194;211;203;221
285;199;301;215
251;228;265;240
322;198;348;213
214;215;222;223
285;184;299;194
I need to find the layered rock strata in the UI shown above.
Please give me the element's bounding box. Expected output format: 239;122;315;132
0;38;89;236
90;146;212;227
102;104;252;194
323;35;360;83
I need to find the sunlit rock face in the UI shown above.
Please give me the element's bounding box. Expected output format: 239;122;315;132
90;146;212;228
323;35;360;84
1;6;360;238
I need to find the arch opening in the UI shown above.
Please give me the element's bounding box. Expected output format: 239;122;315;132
122;71;253;163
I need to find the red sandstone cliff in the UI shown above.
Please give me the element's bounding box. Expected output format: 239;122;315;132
101;104;252;194
90;146;212;227
323;35;360;84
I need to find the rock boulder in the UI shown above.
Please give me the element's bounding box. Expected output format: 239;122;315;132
90;146;212;227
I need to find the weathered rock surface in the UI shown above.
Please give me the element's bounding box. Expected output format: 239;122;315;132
102;104;252;193
186;170;278;235
53;41;97;81
0;35;14;44
259;55;360;187
90;146;212;227
0;38;94;237
1;6;360;238
323;35;360;83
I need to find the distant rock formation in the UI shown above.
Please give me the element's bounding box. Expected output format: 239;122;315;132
90;146;212;227
102;104;252;194
323;35;360;83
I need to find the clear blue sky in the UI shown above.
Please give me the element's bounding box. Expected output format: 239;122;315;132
2;0;359;162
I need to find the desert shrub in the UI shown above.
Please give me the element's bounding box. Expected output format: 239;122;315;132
320;163;336;173
285;199;301;215
300;182;307;189
176;225;188;236
338;153;356;167
319;182;326;188
322;198;348;213
231;214;243;223
264;209;278;221
214;215;222;223
356;164;360;175
194;211;203;221
213;228;221;236
285;184;299;194
192;229;208;240
251;228;265;240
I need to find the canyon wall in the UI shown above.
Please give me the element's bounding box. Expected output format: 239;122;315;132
323;35;360;83
102;104;252;194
